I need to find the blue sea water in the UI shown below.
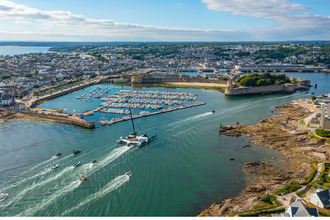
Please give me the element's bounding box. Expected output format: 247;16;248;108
0;72;329;216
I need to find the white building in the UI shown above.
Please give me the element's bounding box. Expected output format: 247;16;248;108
0;92;14;106
278;198;319;217
310;189;330;209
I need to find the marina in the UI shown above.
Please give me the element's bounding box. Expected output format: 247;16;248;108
39;85;204;127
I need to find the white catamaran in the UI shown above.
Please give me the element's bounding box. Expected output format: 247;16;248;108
117;106;156;148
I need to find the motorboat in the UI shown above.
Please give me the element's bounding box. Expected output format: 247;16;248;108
73;161;81;167
212;110;215;114
92;160;97;164
56;153;62;157
126;171;132;177
51;164;59;169
0;193;8;202
72;150;82;155
79;176;87;181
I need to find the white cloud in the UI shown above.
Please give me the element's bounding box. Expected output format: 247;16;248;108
0;0;328;41
202;0;311;18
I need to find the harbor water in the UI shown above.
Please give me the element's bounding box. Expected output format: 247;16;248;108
0;72;329;216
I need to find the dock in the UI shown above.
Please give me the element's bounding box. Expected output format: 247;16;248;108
103;102;206;125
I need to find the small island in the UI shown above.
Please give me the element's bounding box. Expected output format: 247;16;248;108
225;72;311;96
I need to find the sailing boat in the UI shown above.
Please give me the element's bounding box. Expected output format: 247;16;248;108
117;105;156;148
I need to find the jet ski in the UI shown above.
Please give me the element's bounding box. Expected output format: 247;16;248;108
73;161;81;167
126;171;132;177
0;193;8;202
211;110;215;114
92;160;97;164
56;153;62;156
51;164;59;169
79;176;87;182
72;150;82;155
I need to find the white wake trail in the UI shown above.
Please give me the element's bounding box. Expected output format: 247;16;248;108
0;166;75;208
169;111;213;128
62;174;130;216
19;180;82;216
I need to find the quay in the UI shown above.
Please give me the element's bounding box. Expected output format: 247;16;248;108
27;74;121;108
104;102;206;125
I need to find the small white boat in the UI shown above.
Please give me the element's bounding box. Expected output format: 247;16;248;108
126;171;132;177
51;164;59;169
0;193;8;202
73;161;81;167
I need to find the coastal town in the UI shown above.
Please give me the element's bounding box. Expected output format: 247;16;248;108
0;42;330;217
0;42;329;112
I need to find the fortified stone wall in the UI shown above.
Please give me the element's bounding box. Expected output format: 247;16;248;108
225;84;288;96
130;76;227;84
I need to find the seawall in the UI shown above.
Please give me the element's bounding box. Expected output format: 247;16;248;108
28;75;122;108
225;83;309;96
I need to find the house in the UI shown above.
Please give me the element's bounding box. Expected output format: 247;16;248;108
310;189;330;209
279;198;319;217
0;92;14;106
9;102;29;111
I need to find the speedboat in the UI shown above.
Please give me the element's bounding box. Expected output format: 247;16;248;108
72;150;82;155
79;176;87;181
73;161;81;167
126;171;132;177
0;193;8;202
51;164;59;169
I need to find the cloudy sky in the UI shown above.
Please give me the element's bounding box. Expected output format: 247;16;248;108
0;0;329;41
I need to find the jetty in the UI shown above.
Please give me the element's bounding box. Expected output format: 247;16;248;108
106;102;206;125
27;75;121;108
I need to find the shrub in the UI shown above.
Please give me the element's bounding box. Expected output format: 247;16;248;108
275;181;301;195
316;129;330;138
261;195;276;204
301;169;317;185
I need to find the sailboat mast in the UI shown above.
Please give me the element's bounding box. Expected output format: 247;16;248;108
129;106;136;135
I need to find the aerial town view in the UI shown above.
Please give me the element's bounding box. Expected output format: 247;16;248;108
0;0;330;218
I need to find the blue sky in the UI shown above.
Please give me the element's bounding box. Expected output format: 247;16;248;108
0;0;329;41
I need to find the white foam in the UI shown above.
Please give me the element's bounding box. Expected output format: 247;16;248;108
19;180;82;216
62;174;129;215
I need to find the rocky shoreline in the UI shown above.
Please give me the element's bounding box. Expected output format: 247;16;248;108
199;98;330;217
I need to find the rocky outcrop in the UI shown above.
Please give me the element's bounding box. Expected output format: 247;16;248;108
200;99;330;217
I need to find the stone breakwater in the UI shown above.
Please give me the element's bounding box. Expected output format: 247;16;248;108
28;75;121;108
108;102;206;125
200;99;330;217
0;110;95;129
